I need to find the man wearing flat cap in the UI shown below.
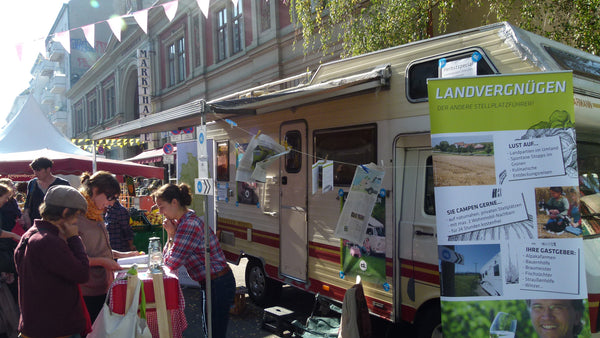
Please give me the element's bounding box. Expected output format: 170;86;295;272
14;185;92;338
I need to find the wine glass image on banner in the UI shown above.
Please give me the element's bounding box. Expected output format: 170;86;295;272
439;244;502;297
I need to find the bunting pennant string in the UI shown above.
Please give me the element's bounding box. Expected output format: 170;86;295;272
197;0;209;18
13;0;224;62
72;138;141;147
81;24;95;48
162;1;178;22
106;16;123;42
53;30;70;54
133;8;149;34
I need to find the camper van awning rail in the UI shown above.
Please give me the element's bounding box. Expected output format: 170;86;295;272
91;99;208;140
207;64;392;115
91;65;391;140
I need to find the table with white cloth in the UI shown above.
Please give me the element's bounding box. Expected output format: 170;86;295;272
109;268;187;338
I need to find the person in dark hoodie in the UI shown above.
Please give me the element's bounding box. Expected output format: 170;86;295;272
14;185;91;338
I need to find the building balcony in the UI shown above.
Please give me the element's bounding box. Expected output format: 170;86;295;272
49;74;66;94
41;91;55;105
40;59;58;77
48;41;65;61
48;109;67;124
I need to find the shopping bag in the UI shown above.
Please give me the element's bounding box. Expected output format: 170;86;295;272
88;275;150;338
137;280;151;338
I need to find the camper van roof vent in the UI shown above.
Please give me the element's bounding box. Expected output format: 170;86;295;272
544;45;600;82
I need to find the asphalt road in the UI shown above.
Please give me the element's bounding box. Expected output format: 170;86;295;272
182;259;315;338
181;259;393;337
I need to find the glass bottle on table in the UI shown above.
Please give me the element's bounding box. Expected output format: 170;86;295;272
148;237;163;273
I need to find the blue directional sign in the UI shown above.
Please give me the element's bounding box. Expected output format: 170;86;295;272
194;178;214;195
438;246;464;265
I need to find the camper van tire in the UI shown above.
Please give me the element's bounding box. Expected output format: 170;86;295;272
245;259;282;306
413;302;442;338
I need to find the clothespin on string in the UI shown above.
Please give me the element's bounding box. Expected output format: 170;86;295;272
224;119;237;128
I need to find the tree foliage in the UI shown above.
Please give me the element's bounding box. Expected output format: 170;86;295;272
288;0;600;58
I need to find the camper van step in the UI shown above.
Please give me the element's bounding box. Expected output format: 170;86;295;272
261;306;295;336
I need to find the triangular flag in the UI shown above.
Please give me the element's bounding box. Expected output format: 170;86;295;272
133;8;149;34
54;30;71;54
162;1;178;22
81;24;95;48
15;43;23;62
197;0;209;17
107;17;123;42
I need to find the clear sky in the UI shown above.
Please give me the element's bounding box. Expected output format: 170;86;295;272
0;1;68;128
453;243;500;274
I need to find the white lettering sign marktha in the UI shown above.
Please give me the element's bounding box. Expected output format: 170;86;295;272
137;49;152;117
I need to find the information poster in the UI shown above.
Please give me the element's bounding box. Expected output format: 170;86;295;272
428;72;591;337
340;194;386;284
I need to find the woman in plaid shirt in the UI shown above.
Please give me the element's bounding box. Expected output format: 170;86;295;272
153;183;235;338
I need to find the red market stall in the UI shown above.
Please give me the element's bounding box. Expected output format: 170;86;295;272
0;148;164;180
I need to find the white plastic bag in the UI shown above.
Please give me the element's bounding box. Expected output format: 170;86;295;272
88;277;151;338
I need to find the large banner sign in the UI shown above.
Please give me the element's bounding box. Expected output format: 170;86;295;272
428;72;592;337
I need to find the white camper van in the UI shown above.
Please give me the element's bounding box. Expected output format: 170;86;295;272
480;252;503;296
91;21;600;337
203;22;600;336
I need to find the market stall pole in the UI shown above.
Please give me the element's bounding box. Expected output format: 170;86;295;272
200;104;213;338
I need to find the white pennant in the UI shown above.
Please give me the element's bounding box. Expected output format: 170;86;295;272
133;8;149;34
81;24;95;48
196;0;209;18
162;1;178;22
54;30;71;54
107;17;122;42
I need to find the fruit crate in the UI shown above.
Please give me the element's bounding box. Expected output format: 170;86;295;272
130;207;165;251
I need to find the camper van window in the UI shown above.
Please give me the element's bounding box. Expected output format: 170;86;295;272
216;140;229;181
406;49;496;102
284;130;302;173
425;156;436;215
314;124;377;186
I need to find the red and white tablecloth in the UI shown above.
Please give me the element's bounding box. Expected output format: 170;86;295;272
109;269;188;338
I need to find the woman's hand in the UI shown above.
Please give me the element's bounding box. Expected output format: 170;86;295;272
162;218;177;238
89;257;122;271
112;250;143;259
9;231;21;242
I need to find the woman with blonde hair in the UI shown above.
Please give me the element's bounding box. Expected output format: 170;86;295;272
77;171;139;324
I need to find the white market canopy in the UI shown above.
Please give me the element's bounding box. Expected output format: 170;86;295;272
0;96;164;179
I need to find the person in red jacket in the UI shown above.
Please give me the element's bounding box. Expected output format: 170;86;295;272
14;185;90;338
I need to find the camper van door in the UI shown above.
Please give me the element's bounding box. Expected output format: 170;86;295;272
279;121;309;282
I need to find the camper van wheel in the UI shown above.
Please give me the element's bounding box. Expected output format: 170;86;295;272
245;259;282;306
414;304;442;338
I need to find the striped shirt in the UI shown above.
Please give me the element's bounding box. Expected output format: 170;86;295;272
163;210;228;282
